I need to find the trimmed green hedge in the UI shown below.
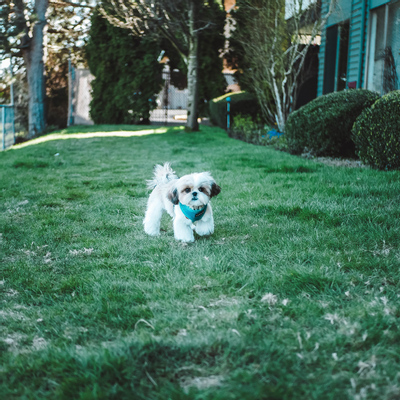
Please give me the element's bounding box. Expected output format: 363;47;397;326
285;89;380;157
209;91;262;129
352;90;400;170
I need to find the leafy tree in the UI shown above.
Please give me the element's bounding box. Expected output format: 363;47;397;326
197;0;227;116
0;0;94;136
225;3;253;94
0;0;48;137
86;10;164;124
45;47;70;129
100;0;226;131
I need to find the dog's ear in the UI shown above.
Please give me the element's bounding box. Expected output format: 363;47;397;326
210;182;221;198
167;188;179;205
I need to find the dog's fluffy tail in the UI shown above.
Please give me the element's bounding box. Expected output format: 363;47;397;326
146;162;178;191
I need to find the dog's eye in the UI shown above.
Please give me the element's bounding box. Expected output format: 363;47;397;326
185;188;191;193
198;187;203;192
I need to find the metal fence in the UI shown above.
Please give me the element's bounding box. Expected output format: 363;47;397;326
66;67;188;126
1;105;15;151
66;67;235;127
149;69;188;125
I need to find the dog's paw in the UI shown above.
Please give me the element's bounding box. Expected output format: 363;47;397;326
178;237;195;243
144;227;160;236
175;231;195;243
195;224;214;236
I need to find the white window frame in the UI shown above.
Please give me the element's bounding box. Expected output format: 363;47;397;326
365;3;390;92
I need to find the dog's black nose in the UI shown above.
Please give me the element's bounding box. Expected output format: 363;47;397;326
192;192;198;197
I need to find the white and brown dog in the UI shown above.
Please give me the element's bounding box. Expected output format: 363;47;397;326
143;163;221;242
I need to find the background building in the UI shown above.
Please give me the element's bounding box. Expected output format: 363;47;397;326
318;0;400;96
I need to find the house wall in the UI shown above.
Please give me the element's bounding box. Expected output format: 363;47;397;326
317;0;396;97
73;69;94;126
347;0;369;88
326;1;352;26
371;0;388;8
317;0;352;96
317;1;329;96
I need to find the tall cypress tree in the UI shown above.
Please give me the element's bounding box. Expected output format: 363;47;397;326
86;11;163;124
198;0;227;116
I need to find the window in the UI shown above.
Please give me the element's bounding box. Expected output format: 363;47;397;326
336;21;350;91
367;2;400;93
323;21;350;94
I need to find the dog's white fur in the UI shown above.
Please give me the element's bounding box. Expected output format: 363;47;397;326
143;163;221;242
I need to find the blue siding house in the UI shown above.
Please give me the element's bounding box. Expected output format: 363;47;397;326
318;0;400;96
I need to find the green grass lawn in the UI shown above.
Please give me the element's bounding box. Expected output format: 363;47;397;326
1;125;400;399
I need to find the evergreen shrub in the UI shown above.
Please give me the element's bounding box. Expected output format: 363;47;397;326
352;90;400;170
86;11;163;124
231;114;287;150
285;89;380;157
209;91;262;129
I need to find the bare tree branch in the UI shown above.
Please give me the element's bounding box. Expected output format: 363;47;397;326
234;0;337;132
50;0;94;9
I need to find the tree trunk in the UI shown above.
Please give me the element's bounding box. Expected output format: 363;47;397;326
22;0;48;138
186;0;199;132
271;75;285;133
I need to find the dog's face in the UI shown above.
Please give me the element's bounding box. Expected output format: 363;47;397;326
168;172;221;209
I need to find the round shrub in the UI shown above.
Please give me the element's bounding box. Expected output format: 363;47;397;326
352;90;400;170
285;89;380;157
209;91;262;129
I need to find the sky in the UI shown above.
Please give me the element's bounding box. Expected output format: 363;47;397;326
285;0;315;19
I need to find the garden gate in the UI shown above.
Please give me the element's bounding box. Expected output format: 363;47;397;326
149;68;188;125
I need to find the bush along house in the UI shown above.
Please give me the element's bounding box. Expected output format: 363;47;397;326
318;0;400;96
